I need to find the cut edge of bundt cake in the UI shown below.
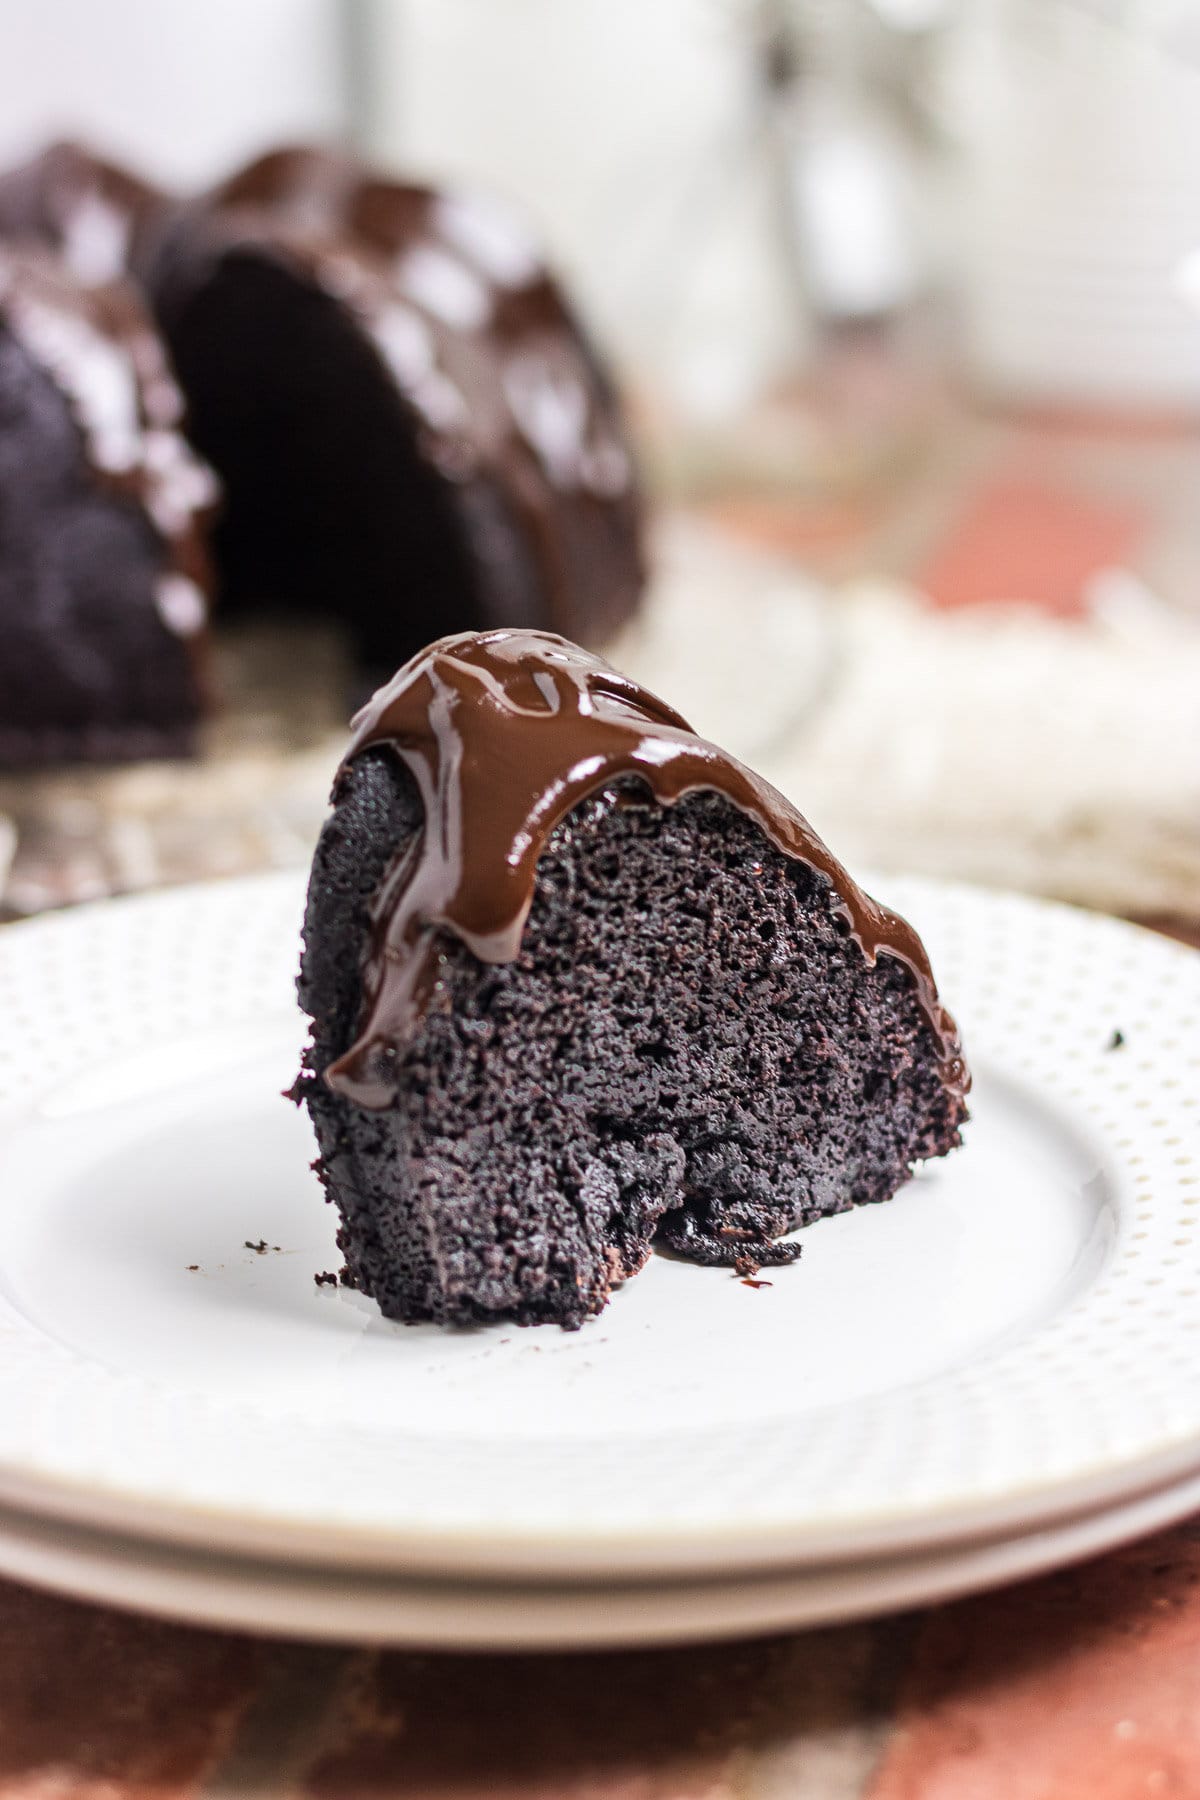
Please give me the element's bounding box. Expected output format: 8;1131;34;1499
144;143;644;670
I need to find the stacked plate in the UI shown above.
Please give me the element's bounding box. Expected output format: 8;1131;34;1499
0;870;1197;1648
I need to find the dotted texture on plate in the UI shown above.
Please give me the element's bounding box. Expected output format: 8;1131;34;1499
0;871;1197;1575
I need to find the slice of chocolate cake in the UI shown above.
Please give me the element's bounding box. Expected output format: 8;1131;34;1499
295;630;971;1324
294;630;969;1330
0;248;215;766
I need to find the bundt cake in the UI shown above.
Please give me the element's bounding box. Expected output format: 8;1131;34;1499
146;146;644;673
0;141;644;763
293;629;969;1331
0;139;168;287
0;247;214;765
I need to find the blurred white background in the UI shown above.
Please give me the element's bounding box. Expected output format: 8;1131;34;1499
5;0;1200;410
0;0;347;183
1;0;1199;927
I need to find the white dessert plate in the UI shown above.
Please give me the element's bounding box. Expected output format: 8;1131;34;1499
4;1462;1200;1649
0;871;1196;1582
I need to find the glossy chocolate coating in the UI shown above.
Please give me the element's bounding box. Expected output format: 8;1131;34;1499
325;630;969;1110
154;145;643;647
0;246;216;653
0;140;168;285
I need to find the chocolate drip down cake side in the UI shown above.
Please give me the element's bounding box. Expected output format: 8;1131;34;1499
294;630;970;1331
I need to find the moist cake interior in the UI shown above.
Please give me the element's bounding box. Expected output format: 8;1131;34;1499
297;746;965;1329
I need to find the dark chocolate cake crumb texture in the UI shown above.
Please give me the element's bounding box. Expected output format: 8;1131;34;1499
294;630;969;1331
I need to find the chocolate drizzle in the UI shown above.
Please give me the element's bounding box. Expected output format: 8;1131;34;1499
325;630;969;1111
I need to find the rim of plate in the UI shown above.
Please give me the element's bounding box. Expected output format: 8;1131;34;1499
4;1462;1200;1648
0;869;1196;1580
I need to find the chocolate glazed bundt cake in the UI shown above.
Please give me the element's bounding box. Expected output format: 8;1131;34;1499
0;139;169;287
294;630;969;1331
147;147;644;671
0;140;643;762
0;248;215;765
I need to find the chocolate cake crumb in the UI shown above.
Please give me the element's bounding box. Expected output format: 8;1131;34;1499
314;1270;339;1287
296;757;965;1330
741;1277;773;1289
186;1264;199;1272
245;1238;269;1254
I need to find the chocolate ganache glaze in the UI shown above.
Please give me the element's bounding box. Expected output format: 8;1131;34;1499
325;630;969;1111
0;140;168;286
153;146;643;649
0;247;216;658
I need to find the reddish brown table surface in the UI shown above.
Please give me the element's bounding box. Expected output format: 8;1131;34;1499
7;1521;1200;1799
